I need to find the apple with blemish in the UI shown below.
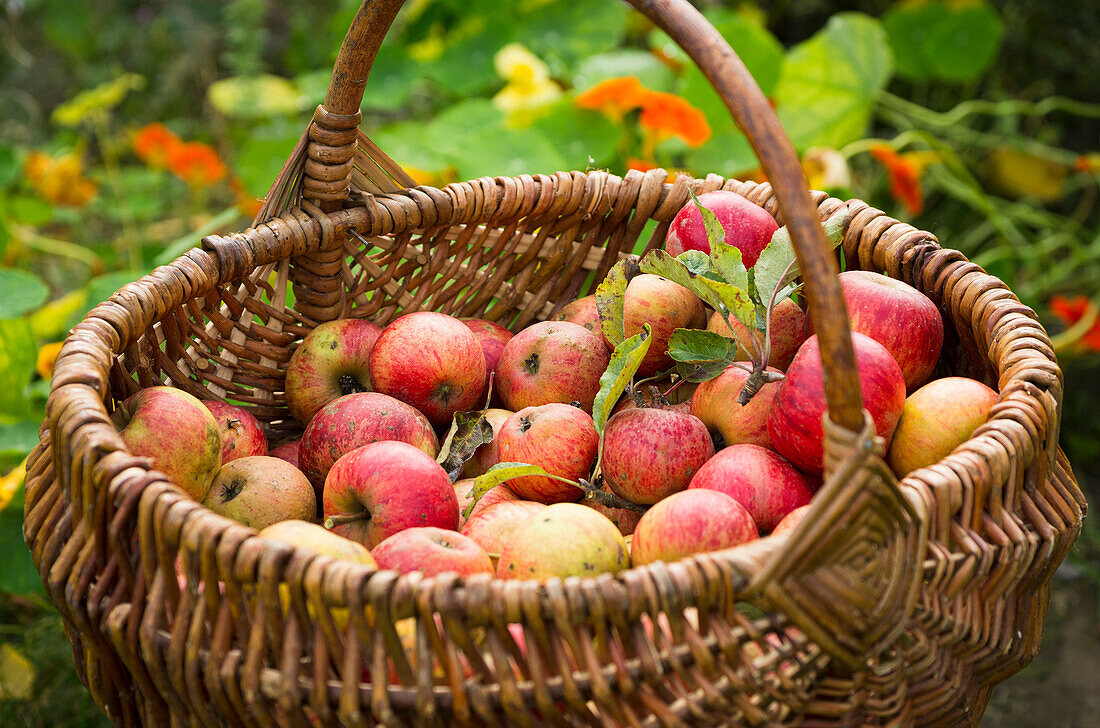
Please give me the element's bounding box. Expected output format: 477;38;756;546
455;480;520;528
665;190;778;268
706;298;806;370
630;489;758;566
202;456;315;530
460;500;547;556
496;321;610;413
370;312;487;426
203;400;268;463
497;503;629;580
690;363;782;449
460;408;514;479
285;318;382;425
602;407;713;504
496;403;598;504
623;273;706;377
372;527;494;577
112;386;221;502
552;295;610;349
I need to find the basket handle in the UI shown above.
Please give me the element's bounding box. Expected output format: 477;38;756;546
314;0;864;430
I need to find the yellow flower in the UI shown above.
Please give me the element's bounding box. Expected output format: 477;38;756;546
36;341;65;381
51;73;145;127
22;149;97;207
802;147;851;191
0;458;27;514
495;43;550;85
492;43;562;126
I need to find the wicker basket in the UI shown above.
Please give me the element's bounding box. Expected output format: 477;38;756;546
25;0;1086;726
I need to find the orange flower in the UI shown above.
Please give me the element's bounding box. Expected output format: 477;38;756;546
1076;154;1100;173
638;91;711;148
627;157;658;173
229;177;263;219
1049;295;1100;351
167;141;227;188
133;123;182;169
870;144;923;216
22;149;96;207
574;76;648;118
36;342;64;381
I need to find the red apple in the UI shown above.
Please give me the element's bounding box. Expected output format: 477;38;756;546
455;480;521;528
665;190;778;268
769;333;906;476
630;489;757;566
771;504;810;536
460;408;514;479
497;503;629;580
584;483;644;536
552;295;611;349
203;400;268;464
602;407;713;504
372;527;494;577
285;318;382;425
202;455;315;531
690;364;782;450
495;403;598;503
706;298;806;370
299;392;439;495
822;271;944;391
113;386;222;501
322;440;459;549
623;274;706;377
886;376;998;477
460;500;547;556
462;318;514;373
370;312;487;427
496;321;610;413
687;444;814;532
269;439;301;469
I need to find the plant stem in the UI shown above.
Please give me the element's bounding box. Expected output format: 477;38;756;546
578;479;648;514
9;222;104;272
324;511;371;530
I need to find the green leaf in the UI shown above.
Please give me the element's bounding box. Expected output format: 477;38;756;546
7;195;53;226
677;250;710;276
519;1;629;72
641;249;757;327
573;50;675;92
594;257;634;347
883;2;1004;83
676;360;733;384
709;240;749;292
0;269;49;318
667;328;739;365
437;410;495;482
232;119;308;197
0;145;17;189
0;420;40;471
531;101;620;170
208;75;308;118
592;326;653;438
683;128;758;179
693;191;726;250
0;319;36;418
757;205;855;297
775;13;894;150
464;462;576;520
0;489;43;594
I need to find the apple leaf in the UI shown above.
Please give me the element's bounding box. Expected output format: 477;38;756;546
757;204;855;297
667;328;739;365
594;257;636;347
436;409;495;482
464;462;578;520
592;325;653;439
639;249;756;327
708;241;749;292
690;190;726;250
676;360;736;384
676;250;711;276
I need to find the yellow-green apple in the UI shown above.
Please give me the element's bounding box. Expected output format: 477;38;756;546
269;439;300;469
460;408;514;479
370;312;487;426
284;318;382;425
455;480;520;528
299;392;438;495
496;403;598;503
496;321;610;412
371;527;494;577
623;274;706;377
630;489;757;566
113;386;221;501
690;363;782;449
202;455;315;530
687;444;814;532
665;190;778;268
203;401;268;463
771;504;810;536
322;440;459;549
769;333;906;475
814;271;944;391
585;483;644;536
552;295;611;349
706;298;806;370
602;407;713;504
886;376;998;477
461;318;514;375
497;503;629;580
258;520;377;567
460;500;547;555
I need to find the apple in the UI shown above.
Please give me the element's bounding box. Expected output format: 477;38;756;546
285;318;382;425
630;489;757;566
601;407;713;504
370;312;487;427
460;500;547;555
299;392;439;495
269;439;301;469
665;190;778;268
495;403;598;503
687;444;814;532
771;504;810;536
690;363;782;450
612;379;697;416
623;273;706;377
322;440;459;549
769;333;906;476
113;386;221;502
706;298;806;370
819;271;944;391
372;527;494;577
258;519;377;567
460;408;514;479
462;318;514;373
203;400;268;464
584;483;644;536
455;480;520;528
886;376;998;477
496;321;610;413
552;295;610;349
202;456;316;530
497;503;629;580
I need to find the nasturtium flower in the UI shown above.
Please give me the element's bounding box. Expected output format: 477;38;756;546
132;123;182;169
574;76;648;119
229;177;263;219
36;341;64;381
492;43;562;124
637;91;711;148
626;157;658;173
22;149;96;207
870;144;939;217
802;147;851;191
166;141;227;188
51;73;145;127
1049;295;1100;352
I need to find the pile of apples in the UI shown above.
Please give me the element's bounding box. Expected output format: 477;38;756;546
113;190;998;584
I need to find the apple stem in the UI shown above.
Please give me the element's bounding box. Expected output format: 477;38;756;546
579;478;649;514
323;511;371;530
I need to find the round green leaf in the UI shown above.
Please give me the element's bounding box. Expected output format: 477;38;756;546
208;75;309;119
573;50;675;92
884;1;1004;83
0;268;48;318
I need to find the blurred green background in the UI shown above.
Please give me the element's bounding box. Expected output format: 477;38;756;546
0;0;1096;725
